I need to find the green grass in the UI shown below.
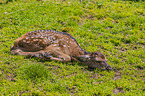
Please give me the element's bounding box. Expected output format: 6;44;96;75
0;0;145;95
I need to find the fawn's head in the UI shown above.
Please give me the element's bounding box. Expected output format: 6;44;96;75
78;52;112;71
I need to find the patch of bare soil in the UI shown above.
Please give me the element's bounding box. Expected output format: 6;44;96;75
113;72;122;81
19;91;28;95
136;65;144;70
113;87;124;94
143;88;145;91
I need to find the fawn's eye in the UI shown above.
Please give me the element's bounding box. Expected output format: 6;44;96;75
94;53;98;56
96;61;101;63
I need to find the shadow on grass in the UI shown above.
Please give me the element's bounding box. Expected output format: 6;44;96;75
24;56;115;72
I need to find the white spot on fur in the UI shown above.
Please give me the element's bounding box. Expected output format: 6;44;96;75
53;44;57;46
26;41;30;43
40;36;43;39
63;45;66;47
26;37;29;39
31;37;34;38
23;39;26;42
33;39;37;41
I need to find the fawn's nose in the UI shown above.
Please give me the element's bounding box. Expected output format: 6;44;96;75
104;61;112;71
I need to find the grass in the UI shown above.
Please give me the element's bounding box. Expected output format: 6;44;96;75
0;0;145;95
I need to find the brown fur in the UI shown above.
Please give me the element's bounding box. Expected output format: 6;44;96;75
11;30;112;70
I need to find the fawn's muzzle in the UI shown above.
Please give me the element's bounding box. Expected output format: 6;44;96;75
104;61;112;71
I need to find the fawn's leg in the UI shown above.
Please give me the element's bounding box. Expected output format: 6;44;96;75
43;45;71;62
11;45;71;62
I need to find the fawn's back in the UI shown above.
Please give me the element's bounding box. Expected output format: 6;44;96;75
11;30;86;57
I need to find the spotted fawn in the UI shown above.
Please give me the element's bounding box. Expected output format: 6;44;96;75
11;30;112;70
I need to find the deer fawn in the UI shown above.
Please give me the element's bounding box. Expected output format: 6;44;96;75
11;30;112;70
